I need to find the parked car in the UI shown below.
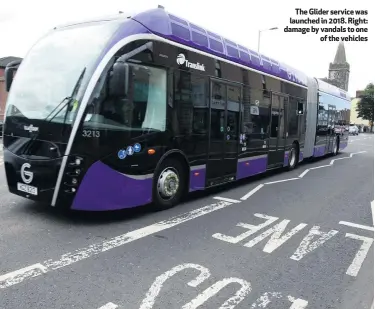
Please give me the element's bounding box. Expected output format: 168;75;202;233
349;124;359;135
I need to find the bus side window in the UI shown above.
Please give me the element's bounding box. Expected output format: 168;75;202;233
243;88;270;139
288;97;299;137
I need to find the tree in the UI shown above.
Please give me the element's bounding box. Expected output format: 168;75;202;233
356;83;374;132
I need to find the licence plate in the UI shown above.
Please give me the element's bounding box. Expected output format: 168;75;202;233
17;182;38;196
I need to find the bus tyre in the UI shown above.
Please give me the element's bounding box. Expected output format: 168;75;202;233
287;144;298;170
332;137;339;156
153;158;186;210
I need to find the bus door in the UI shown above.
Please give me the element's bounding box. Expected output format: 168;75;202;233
267;93;288;167
327;104;336;152
206;80;241;186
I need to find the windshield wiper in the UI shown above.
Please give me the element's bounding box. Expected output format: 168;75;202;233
28;68;86;145
42;96;72;122
48;67;86;125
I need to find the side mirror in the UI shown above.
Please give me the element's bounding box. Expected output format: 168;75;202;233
5;60;21;92
108;61;129;97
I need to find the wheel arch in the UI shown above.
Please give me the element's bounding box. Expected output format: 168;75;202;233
292;139;300;160
154;149;191;193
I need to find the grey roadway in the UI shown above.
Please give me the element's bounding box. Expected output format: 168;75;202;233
0;135;373;309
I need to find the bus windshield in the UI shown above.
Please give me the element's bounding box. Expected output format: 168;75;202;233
6;20;121;123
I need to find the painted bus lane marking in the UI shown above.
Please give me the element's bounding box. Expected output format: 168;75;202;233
0;151;369;290
97;303;118;309
344;233;374;277
240;151;366;201
0;200;239;289
212;213;373;277
339;221;374;232
97;263;308;309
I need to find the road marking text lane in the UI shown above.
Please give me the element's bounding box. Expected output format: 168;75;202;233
212;213;373;277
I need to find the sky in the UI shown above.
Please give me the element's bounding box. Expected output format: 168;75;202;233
0;0;373;96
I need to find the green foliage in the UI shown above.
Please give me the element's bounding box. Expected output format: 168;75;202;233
356;83;374;124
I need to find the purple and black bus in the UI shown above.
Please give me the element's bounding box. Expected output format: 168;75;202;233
2;7;350;211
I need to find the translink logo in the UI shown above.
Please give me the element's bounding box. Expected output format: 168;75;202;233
176;53;205;71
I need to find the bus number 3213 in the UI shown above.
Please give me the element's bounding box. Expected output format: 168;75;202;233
82;130;100;138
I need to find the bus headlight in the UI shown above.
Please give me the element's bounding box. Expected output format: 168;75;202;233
64;155;85;194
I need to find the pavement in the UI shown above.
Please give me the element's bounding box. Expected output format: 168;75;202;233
0;134;373;309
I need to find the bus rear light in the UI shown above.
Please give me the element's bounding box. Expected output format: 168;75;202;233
148;149;156;155
245;162;250;166
194;172;200;176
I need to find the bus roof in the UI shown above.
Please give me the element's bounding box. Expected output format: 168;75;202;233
132;8;309;87
316;78;351;101
52;7;349;98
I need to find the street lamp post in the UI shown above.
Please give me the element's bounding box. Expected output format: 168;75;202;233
258;27;278;54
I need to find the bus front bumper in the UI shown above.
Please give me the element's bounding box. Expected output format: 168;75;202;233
3;149;62;205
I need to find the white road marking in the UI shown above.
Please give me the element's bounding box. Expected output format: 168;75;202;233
0;150;369;290
345;233;374;277
298;169;310;178
264;178;299;185
251;292;287;308
351;143;374;147
0;263;47;288
181;277;251;309
238;151;366;202
288;295;309;309
317;152;364;168
339;221;374;232
250;292;282;308
213;196;241;203
244;220;308;253
139;263;211;309
240;184;264;200
0;200;235;289
329;157;349;165
309;164;331;170
350;151;367;157
249;292;308;308
212;214;278;244
290;226;338;261
97;303;118;309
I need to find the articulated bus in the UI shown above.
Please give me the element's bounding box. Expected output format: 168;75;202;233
2;7;350;211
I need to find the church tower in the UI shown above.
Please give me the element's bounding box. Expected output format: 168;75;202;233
327;42;350;91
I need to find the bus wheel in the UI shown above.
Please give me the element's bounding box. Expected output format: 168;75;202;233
153;158;186;210
332;137;339;156
287;144;298;170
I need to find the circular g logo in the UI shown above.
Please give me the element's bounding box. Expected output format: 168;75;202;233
176;53;186;65
21;163;33;184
